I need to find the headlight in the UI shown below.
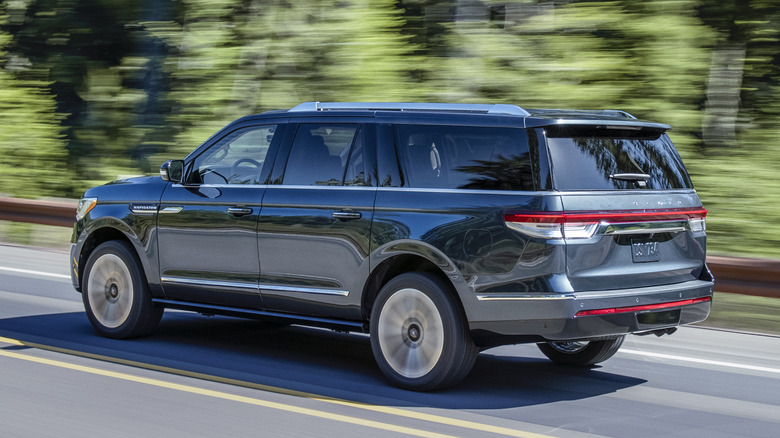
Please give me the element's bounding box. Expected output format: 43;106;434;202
76;197;98;220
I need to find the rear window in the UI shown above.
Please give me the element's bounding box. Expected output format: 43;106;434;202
545;126;692;190
396;125;536;191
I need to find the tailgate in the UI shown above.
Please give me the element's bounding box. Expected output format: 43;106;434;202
560;192;707;291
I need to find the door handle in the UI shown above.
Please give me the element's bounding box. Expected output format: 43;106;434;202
332;211;362;220
227;207;253;216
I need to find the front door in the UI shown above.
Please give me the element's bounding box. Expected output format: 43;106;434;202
157;124;285;308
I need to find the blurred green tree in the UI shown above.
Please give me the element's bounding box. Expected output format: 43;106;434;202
0;7;67;198
691;0;780;257
4;0;174;193
144;0;423;161
0;0;780;257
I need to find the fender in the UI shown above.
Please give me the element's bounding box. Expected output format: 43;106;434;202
72;204;162;296
369;239;475;313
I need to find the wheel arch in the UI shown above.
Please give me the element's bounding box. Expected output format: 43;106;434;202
361;249;469;326
75;220;157;295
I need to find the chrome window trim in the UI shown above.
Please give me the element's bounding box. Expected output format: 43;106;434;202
271;185;376;191
172;183;269;189
376;187;559;196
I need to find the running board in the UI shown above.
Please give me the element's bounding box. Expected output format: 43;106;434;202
152;299;367;333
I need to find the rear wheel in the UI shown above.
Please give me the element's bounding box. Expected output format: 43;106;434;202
82;240;163;339
537;335;625;366
370;272;477;391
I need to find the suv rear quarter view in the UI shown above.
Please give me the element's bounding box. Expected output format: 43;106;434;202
71;102;713;391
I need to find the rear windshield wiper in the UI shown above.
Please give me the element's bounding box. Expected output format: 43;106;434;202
610;173;650;188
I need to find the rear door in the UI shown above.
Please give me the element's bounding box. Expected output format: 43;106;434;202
543;125;708;291
257;120;376;320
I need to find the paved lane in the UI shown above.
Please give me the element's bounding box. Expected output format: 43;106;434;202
1;244;778;437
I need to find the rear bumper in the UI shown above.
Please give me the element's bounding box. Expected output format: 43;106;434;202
468;280;713;346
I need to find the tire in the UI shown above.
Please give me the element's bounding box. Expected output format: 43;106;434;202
369;272;478;391
537;335;626;367
82;240;163;339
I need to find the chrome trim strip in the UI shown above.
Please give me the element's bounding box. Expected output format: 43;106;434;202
605;226;687;235
601;220;689;236
476;294;573;301
161;276;258;290
259;283;350;297
160;277;349;296
159;206;183;214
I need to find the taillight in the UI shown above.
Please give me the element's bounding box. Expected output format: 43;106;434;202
504;208;707;239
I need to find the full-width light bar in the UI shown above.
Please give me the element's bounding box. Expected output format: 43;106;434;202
504;208;707;239
504;208;707;224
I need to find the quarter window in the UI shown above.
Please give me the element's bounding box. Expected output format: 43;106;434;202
396;125;535;191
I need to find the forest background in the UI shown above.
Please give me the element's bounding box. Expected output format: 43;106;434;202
0;0;778;258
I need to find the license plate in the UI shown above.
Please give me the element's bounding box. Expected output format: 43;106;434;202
631;239;660;263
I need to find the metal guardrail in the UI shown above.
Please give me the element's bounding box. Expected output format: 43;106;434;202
0;196;777;298
0;196;77;228
706;256;780;299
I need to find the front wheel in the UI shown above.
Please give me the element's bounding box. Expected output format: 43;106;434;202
370;272;477;391
82;240;163;339
537;335;625;366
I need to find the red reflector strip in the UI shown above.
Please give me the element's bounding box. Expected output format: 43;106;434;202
575;296;711;317
504;208;707;224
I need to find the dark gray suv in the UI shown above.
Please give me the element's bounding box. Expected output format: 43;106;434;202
71;102;713;390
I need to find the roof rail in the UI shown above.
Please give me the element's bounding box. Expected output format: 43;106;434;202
287;102;530;116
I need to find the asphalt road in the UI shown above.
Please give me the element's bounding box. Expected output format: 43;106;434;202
1;244;778;438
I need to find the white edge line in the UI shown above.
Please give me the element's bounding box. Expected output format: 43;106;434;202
620;348;780;375
0;266;71;280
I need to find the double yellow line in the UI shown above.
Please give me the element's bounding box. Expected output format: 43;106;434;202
0;336;553;438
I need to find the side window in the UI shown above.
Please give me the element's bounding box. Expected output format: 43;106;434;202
283;124;359;186
190;125;278;185
396;125;535;191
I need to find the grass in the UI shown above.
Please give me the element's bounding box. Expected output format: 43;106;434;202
0;221;72;250
697;292;780;337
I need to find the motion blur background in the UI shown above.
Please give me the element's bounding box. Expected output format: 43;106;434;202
0;0;778;259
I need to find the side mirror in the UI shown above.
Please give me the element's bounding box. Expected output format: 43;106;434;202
160;160;184;183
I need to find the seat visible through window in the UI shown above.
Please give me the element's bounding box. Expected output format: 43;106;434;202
283;124;358;186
